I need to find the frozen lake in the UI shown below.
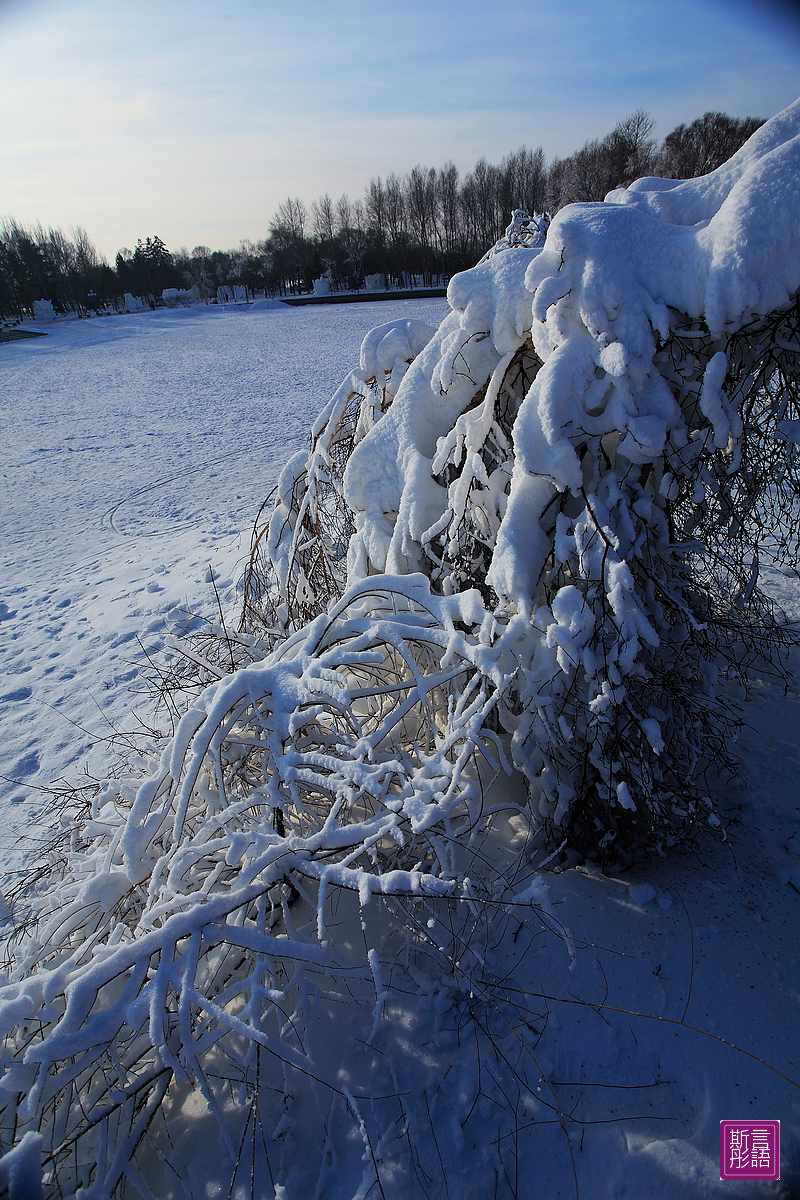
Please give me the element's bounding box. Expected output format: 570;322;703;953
0;298;448;869
1;297;449;557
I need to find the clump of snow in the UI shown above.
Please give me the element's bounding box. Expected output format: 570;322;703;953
216;284;249;304
161;287;194;307
31;300;55;321
0;1131;44;1200
480;208;550;259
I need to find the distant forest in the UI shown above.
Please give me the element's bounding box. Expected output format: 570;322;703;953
0;110;763;319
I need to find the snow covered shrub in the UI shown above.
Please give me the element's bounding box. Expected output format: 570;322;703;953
2;108;800;1197
337;109;800;861
0;577;533;1197
241;317;437;642
220;112;800;868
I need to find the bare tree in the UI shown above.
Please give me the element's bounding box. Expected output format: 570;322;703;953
364;177;387;248
660;111;765;178
384;172;407;250
501;146;547;223
607;109;658;183
335;193;353;239
552;111;657;207
268;198;309;292
405;166;437;253
435;161;460;261
311;193;336;244
461;157;503;256
270;197;307;244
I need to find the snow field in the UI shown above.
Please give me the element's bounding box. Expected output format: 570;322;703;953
0;299;449;878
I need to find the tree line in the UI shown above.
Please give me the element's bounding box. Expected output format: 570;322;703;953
0;109;763;320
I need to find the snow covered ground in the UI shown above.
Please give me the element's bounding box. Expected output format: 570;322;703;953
0;298;448;875
1;296;799;1198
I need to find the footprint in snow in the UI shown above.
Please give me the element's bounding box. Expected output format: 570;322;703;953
9;751;39;777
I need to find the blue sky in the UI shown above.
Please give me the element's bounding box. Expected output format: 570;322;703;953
1;0;798;259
